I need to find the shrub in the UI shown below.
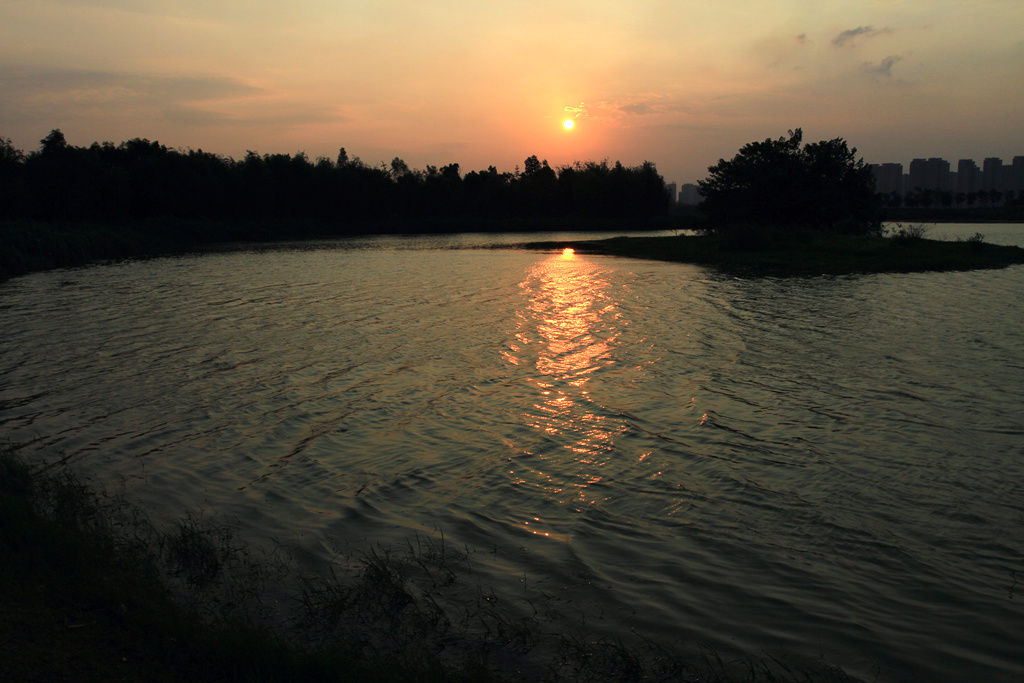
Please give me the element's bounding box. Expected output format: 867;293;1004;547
888;222;929;244
958;231;986;251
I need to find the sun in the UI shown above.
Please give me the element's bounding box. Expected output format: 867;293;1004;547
563;119;574;130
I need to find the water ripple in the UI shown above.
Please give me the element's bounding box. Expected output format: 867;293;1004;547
2;229;1023;681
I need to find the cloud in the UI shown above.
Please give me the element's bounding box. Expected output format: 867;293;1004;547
862;55;903;78
564;97;701;125
619;103;654;115
564;102;589;119
832;26;893;48
0;65;349;138
0;66;260;102
795;33;812;46
162;101;347;129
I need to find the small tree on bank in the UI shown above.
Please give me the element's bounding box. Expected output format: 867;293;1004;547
698;129;880;241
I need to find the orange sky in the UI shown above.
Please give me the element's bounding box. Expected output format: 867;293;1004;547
2;1;1022;186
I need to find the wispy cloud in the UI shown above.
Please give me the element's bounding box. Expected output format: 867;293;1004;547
0;66;260;101
619;103;654;115
0;65;348;135
162;103;346;128
832;26;893;48
567;97;693;121
862;55;904;78
564;102;589;119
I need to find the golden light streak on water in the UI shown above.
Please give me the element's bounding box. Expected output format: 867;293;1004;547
507;252;631;516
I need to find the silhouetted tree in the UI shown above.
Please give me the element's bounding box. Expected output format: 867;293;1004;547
4;131;668;230
919;188;935;209
0;136;23;165
523;155;543;176
390;157;411;179
698;128;879;236
0;136;25;218
39;129;69;156
25;129;81;219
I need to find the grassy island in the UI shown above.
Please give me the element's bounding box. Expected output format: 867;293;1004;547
523;231;1024;276
554;128;1014;276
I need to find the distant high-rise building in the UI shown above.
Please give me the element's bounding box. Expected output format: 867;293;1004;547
678;183;701;205
869;163;904;194
665;182;677;204
1011;157;1024;200
908;158;951;191
982;157;1005;192
956;160;981;194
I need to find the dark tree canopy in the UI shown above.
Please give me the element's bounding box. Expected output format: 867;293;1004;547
0;130;669;228
698;129;880;236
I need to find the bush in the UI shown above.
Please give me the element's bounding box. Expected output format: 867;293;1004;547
958;231;986;251
888;223;929;244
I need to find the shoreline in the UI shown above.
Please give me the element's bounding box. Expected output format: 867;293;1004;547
520;232;1024;276
1;216;1022;283
0;217;679;283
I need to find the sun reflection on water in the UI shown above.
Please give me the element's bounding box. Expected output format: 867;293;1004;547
503;250;632;525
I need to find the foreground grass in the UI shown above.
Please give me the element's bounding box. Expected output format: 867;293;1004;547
522;231;1024;276
0;445;488;682
1;444;860;682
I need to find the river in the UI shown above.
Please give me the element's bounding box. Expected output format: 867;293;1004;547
2;223;1022;681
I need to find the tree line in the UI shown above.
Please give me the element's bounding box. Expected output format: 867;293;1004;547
0;130;669;229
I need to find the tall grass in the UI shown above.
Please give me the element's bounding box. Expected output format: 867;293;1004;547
1;442;859;682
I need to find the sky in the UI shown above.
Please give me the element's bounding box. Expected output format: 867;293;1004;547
2;0;1022;186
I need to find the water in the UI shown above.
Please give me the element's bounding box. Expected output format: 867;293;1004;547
2;224;1023;681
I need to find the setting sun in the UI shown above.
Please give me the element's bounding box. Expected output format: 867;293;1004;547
563;119;574;130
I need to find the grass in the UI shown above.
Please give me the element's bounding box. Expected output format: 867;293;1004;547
1;442;863;682
521;227;1024;276
0;443;353;682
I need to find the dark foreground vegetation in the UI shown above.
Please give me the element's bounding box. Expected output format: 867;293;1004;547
526;225;1024;276
1;443;858;682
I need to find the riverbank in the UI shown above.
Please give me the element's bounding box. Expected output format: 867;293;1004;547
522;230;1024;275
1;445;859;682
8;219;1024;282
0;217;684;283
6;216;1024;283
